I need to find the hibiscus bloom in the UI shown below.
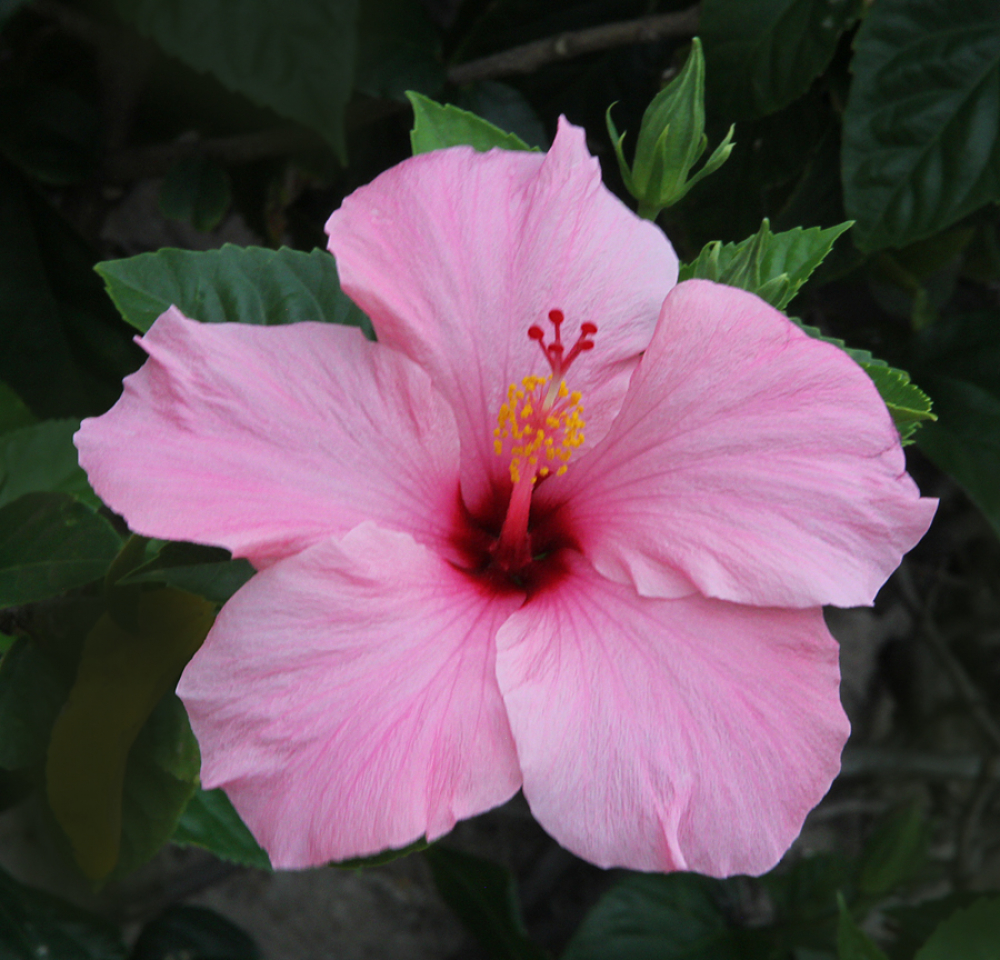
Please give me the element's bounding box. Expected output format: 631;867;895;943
76;119;936;876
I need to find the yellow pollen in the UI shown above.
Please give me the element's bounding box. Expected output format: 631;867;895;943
495;374;586;485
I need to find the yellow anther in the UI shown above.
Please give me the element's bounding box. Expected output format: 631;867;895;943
495;373;586;484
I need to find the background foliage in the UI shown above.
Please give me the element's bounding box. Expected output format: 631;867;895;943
1;0;999;957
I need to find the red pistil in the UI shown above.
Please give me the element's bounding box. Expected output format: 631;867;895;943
529;309;597;380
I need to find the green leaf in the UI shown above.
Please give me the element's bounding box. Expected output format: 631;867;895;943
131;905;262;960
0;155;141;419
113;693;201;880
456;82;548;151
0;863;126;960
0;381;35;434
159;157;233;233
680;219;853;309
122;543;254;605
0;493;120;607
424;846;546;960
842;0;1000;251
701;0;861;120
113;0;358;160
407;91;535;155
172;788;271;870
913;896;1000;960
883;893;982;960
859;364;935;444
356;0;444;101
911;311;1000;537
96;244;372;337
855;801;928;897
0;420;97;510
0;637;70;771
837;895;889;960
46;588;213;879
562;873;739;960
337;836;429;870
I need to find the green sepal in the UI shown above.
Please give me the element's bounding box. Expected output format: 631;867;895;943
608;38;734;218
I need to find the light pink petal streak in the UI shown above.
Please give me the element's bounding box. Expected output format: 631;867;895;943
178;523;524;868
326;118;678;511
75;308;462;567
553;280;937;608
495;550;849;876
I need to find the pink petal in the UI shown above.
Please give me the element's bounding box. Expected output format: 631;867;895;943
75;307;462;567
550;280;937;608
494;550;849;876
326;118;678;512
177;522;524;868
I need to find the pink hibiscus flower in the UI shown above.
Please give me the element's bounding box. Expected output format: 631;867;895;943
76;119;936;876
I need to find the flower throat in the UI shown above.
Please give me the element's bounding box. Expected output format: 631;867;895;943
491;310;596;573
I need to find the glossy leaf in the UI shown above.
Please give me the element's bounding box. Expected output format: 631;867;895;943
562;873;739;960
131;905;261;960
96;245;372;337
679;219;852;310
0;156;141;418
425;846;546;960
914;895;1000;960
0;381;35;434
356;0;444;101
113;0;358;160
0;863;126;960
172;788;271;870
843;0;1000;251
46;588;213;879
114;693;201;880
0;493;120;607
0;637;70;771
159;157;233;233
701;0;861;120
912;311;1000;537
0;419;96;509
837;895;889;960
122;543;254;605
407;91;535;155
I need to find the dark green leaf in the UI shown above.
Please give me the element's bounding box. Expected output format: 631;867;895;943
856;802;928;897
883;893;982;960
122;543;254;605
159;157;233;233
46;590;212;879
837;895;889;960
701;0;861;120
337;836;429;869
0;493;120;607
131;905;261;960
425;846;546;960
114;693;201;880
96;245;372;337
842;0;1000;251
911;311;1000;537
913;895;1000;960
114;0;358;160
0;637;71;771
407;91;535;155
0;81;102;185
0;420;97;509
0;381;35;434
456;83;548;150
172;788;271;870
679;219;853;310
0;155;141;418
356;0;444;101
562;873;739;960
0;863;126;960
